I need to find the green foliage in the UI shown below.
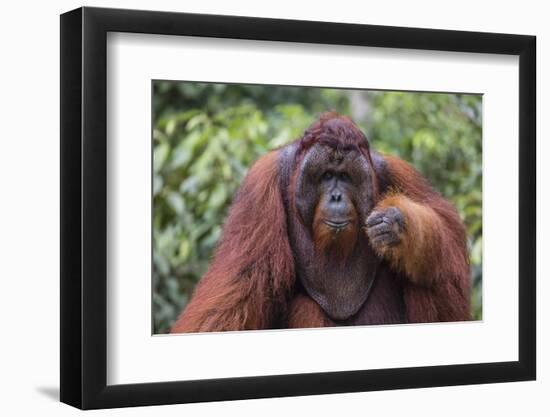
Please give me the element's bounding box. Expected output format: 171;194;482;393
153;81;482;333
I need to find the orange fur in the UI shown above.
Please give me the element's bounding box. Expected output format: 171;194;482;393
312;203;358;260
288;294;331;328
171;151;295;333
374;194;442;285
375;155;471;322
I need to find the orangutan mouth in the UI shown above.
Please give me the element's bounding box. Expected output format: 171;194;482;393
323;219;351;230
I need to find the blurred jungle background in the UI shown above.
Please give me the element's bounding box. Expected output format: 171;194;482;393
152;81;482;334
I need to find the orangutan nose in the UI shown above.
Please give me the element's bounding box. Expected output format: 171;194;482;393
330;191;342;202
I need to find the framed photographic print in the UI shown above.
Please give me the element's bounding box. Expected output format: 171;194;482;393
60;6;536;410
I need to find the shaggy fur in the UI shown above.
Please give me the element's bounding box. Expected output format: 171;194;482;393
377;156;471;322
171;113;471;333
171;151;295;332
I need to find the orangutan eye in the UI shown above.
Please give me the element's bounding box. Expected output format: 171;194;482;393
339;172;351;182
321;171;334;181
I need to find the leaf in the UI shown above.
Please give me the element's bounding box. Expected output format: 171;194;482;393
166;192;185;215
153;142;170;173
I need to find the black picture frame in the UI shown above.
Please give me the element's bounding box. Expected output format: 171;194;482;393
60;6;536;410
